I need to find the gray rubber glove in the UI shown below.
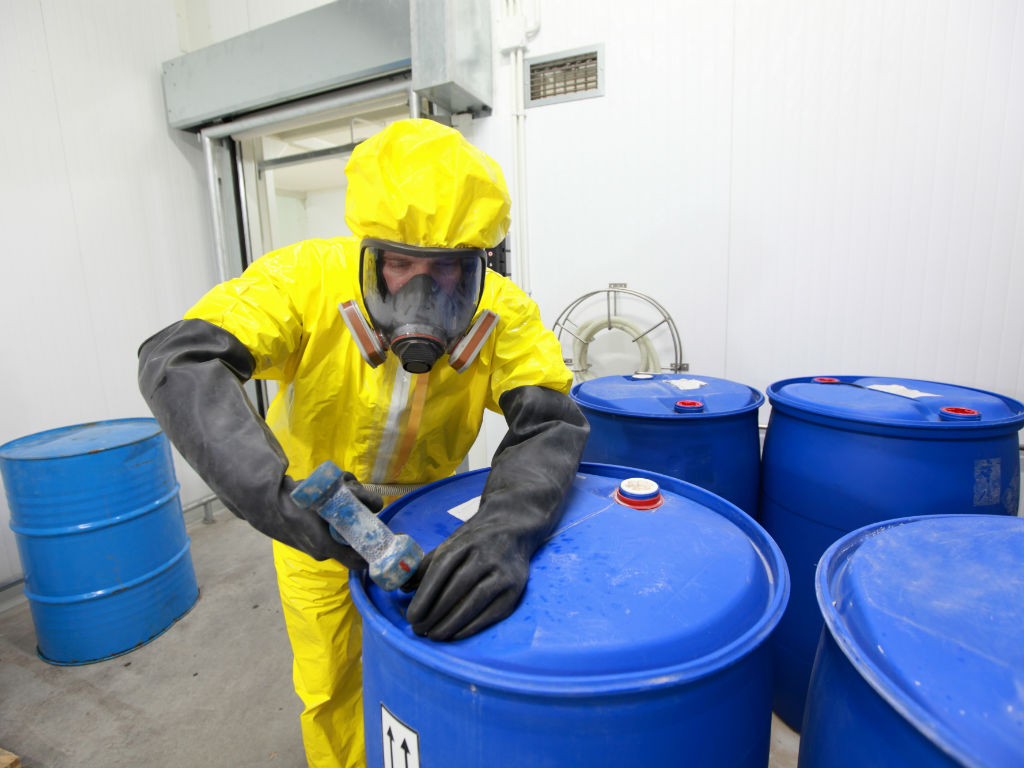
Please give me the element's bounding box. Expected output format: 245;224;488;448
402;384;589;640
138;318;382;566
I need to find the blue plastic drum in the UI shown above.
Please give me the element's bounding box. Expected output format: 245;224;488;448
0;418;199;665
571;374;764;517
351;463;789;767
760;375;1024;730
800;515;1024;767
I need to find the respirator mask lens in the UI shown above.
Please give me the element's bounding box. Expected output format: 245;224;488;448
359;240;487;373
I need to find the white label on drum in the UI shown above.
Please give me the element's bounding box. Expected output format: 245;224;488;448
381;703;420;768
974;458;1001;506
866;384;940;398
447;495;481;522
667;378;708;391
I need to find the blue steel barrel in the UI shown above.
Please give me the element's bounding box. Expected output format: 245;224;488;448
571;373;764;517
0;418;199;665
800;515;1024;768
760;375;1024;730
351;463;789;767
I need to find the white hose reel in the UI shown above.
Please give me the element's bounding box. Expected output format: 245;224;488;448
552;286;686;382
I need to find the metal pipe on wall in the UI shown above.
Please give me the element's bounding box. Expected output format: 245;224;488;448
201;73;412;141
501;0;539;297
510;0;530;295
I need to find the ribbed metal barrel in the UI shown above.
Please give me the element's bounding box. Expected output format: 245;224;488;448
571;373;764;517
351;463;789;767
0;418;199;665
800;515;1024;767
760;375;1024;730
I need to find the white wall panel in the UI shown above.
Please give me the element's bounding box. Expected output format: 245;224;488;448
0;0;80;584
517;0;735;376
727;0;1024;412
38;0;218;503
0;0;221;585
0;1;120;585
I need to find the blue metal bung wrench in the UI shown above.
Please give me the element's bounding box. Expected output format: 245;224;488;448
290;461;424;591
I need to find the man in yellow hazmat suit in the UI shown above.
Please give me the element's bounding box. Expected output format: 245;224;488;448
137;118;589;767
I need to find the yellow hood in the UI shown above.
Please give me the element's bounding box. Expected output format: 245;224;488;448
344;118;511;250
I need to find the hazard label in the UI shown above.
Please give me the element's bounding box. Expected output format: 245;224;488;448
381;703;420;768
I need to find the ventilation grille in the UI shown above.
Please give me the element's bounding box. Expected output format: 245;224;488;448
526;46;604;107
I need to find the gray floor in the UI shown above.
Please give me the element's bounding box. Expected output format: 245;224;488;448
0;509;306;767
0;507;799;768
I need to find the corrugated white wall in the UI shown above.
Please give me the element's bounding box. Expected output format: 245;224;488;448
0;0;210;586
513;0;1024;419
1;0;1021;584
727;0;1024;414
0;0;330;586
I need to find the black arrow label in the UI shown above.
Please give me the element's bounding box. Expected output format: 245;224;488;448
381;703;419;768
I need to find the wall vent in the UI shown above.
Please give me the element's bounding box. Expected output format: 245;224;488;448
525;45;604;108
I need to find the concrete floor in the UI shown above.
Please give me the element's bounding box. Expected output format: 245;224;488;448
0;507;800;768
0;509;305;767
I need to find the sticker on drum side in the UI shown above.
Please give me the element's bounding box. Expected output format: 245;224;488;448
973;458;1001;506
381;703;420;768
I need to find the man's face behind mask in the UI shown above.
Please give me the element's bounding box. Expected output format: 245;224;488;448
360;239;487;373
381;253;463;294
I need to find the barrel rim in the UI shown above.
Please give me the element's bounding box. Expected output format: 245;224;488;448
815;514;1024;768
350;463;790;697
767;375;1024;433
0;417;163;461
570;374;765;420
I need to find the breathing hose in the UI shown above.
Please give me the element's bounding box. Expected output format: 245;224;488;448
572;315;661;381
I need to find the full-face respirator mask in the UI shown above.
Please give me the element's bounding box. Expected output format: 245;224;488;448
339;239;499;374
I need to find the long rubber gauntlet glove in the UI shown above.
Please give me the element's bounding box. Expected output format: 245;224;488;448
138;318;381;567
404;384;589;641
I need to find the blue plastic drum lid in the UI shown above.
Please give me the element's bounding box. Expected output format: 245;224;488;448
353;466;789;692
767;376;1024;433
817;515;1024;767
571;373;764;419
0;418;162;460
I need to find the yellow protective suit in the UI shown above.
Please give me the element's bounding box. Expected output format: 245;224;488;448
183;119;572;768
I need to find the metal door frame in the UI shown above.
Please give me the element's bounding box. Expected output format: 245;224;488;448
198;73;416;281
195;73;419;414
